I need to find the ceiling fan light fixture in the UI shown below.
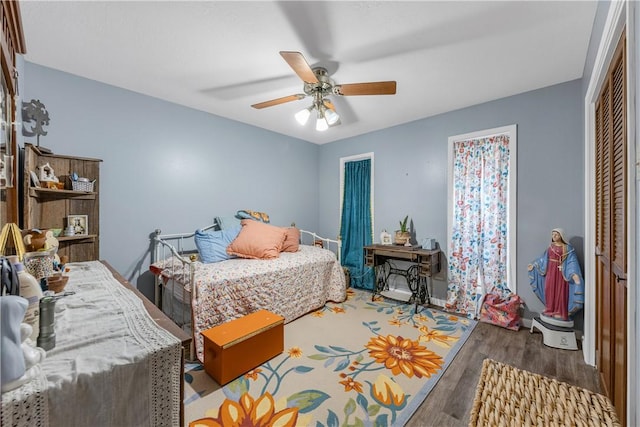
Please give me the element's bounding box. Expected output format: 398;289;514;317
315;111;329;131
324;107;340;126
252;51;397;133
295;106;312;125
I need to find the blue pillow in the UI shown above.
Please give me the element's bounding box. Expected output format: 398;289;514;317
194;225;241;263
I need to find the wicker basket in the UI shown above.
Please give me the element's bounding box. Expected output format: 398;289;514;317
394;231;411;245
71;180;94;192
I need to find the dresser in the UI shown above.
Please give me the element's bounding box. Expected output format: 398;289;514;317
1;260;190;427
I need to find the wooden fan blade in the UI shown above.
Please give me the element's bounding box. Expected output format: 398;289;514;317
334;81;397;96
323;99;336;111
280;51;319;84
251;94;305;109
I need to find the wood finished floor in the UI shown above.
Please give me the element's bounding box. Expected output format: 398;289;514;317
406;321;600;427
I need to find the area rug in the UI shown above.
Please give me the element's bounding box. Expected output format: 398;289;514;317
184;288;476;427
469;359;621;427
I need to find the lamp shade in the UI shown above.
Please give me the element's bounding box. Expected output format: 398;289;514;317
324;108;340;126
295;100;339;131
295;107;312;125
315;113;328;131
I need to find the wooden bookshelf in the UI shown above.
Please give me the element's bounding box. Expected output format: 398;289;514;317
23;143;102;262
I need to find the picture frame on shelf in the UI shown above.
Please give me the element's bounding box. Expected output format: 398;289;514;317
68;215;88;236
29;171;40;188
0;154;12;188
0;155;6;184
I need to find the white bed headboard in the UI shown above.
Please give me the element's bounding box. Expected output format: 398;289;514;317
299;229;341;264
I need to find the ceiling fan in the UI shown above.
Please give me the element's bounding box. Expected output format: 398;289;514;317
251;51;397;131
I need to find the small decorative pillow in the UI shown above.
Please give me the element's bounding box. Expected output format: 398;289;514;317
227;219;287;259
194;225;241;263
234;210;270;223
281;227;300;253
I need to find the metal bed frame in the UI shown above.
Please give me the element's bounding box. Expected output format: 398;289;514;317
151;217;342;323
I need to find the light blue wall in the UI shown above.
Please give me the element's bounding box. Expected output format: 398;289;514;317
22;66;585;320
22;63;320;298
318;79;584;321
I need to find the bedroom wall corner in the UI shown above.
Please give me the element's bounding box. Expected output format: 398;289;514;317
21;62;321;300
318;79;584;329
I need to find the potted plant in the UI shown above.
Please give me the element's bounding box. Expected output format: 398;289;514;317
394;215;411;245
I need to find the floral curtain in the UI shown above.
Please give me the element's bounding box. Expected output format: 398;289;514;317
446;134;511;318
340;159;373;290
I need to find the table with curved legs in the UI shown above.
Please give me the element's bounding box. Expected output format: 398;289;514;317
364;244;440;313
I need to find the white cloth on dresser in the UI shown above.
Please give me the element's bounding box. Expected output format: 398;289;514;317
1;364;49;426
1;261;182;427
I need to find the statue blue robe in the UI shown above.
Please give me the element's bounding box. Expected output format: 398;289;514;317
528;243;585;317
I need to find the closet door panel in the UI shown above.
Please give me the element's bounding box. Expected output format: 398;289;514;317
594;30;626;423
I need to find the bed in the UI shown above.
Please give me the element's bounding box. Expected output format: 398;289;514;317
150;217;347;362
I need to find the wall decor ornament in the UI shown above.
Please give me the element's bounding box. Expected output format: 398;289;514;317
36;162;57;182
22;99;51;153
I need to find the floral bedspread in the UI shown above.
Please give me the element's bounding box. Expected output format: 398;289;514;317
151;245;347;362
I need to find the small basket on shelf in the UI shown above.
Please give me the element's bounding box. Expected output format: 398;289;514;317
71;179;95;192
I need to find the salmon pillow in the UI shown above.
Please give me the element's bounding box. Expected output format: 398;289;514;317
227;219;287;259
281;227;300;253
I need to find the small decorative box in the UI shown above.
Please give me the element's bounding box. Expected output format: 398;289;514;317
71;180;94;192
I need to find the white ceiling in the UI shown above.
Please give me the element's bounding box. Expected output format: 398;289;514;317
19;1;597;145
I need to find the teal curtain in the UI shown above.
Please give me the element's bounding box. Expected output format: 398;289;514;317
340;159;373;290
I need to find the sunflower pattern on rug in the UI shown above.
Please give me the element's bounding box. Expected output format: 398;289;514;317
185;288;476;427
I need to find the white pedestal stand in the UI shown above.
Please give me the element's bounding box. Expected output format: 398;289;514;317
530;316;578;350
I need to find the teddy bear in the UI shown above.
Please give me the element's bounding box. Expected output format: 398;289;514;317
23;228;61;265
23;228;58;252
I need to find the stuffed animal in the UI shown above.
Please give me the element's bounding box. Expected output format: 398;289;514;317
23;229;61;265
23;229;47;253
23;229;58;253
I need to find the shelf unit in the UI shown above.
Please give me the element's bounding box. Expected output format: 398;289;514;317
0;1;26;226
23;143;102;262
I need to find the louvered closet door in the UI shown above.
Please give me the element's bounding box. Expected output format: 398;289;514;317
595;30;627;424
595;79;612;398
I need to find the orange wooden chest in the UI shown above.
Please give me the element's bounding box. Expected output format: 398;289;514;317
201;310;284;385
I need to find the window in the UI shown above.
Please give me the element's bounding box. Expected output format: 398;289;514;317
446;125;517;317
339;152;374;289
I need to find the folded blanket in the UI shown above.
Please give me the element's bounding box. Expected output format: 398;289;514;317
235;210;270;223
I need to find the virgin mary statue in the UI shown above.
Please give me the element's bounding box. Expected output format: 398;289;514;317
528;228;584;324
